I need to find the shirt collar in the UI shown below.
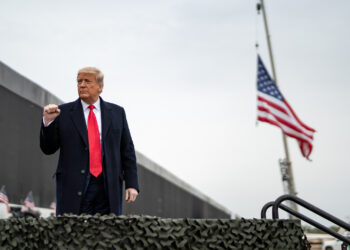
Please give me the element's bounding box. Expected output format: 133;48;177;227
81;97;101;111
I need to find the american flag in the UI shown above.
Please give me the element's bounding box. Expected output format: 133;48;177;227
0;185;10;212
256;55;315;159
24;191;35;210
50;199;56;216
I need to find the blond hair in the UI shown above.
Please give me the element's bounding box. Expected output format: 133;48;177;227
77;67;104;86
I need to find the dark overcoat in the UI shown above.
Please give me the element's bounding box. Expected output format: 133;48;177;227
40;97;139;215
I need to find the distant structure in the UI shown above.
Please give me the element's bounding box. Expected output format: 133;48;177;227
0;61;231;218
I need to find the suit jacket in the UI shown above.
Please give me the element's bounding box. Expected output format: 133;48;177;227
40;97;139;215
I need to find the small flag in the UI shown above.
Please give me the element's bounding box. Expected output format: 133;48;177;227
0;185;10;212
24;191;35;210
50;199;56;216
256;55;315;159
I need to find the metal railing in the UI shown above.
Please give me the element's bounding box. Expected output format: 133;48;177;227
261;194;350;249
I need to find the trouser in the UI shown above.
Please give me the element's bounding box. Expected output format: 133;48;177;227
79;174;110;215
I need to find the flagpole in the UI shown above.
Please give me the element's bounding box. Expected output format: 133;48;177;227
259;0;298;213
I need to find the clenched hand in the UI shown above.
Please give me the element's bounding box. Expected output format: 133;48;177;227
43;104;61;126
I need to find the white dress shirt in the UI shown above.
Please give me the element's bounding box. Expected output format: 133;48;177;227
81;98;102;143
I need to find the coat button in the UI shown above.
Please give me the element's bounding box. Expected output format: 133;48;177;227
84;147;88;151
77;191;82;196
81;169;85;174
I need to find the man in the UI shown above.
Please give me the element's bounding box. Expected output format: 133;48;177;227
40;67;139;216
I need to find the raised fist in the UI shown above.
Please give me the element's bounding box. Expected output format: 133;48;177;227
43;104;61;126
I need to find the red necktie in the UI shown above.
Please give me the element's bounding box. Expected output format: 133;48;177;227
88;105;102;177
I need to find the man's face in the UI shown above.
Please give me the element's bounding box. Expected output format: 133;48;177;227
77;73;103;104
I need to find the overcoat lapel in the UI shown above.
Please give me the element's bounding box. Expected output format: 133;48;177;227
70;99;88;147
100;97;112;142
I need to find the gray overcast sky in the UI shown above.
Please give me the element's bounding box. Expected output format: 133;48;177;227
1;0;349;225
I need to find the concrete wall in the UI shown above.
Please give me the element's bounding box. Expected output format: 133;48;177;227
0;85;57;207
0;61;231;218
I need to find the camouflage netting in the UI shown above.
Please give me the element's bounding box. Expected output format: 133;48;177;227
0;215;308;249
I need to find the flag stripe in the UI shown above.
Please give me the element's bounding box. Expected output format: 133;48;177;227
257;96;288;115
257;99;314;138
0;194;8;203
24;191;35;210
257;111;313;145
284;100;316;132
258;116;313;159
0;186;10;212
258;92;315;135
257;104;314;140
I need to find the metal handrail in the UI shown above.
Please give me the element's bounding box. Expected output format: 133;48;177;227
261;194;350;246
261;201;274;219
